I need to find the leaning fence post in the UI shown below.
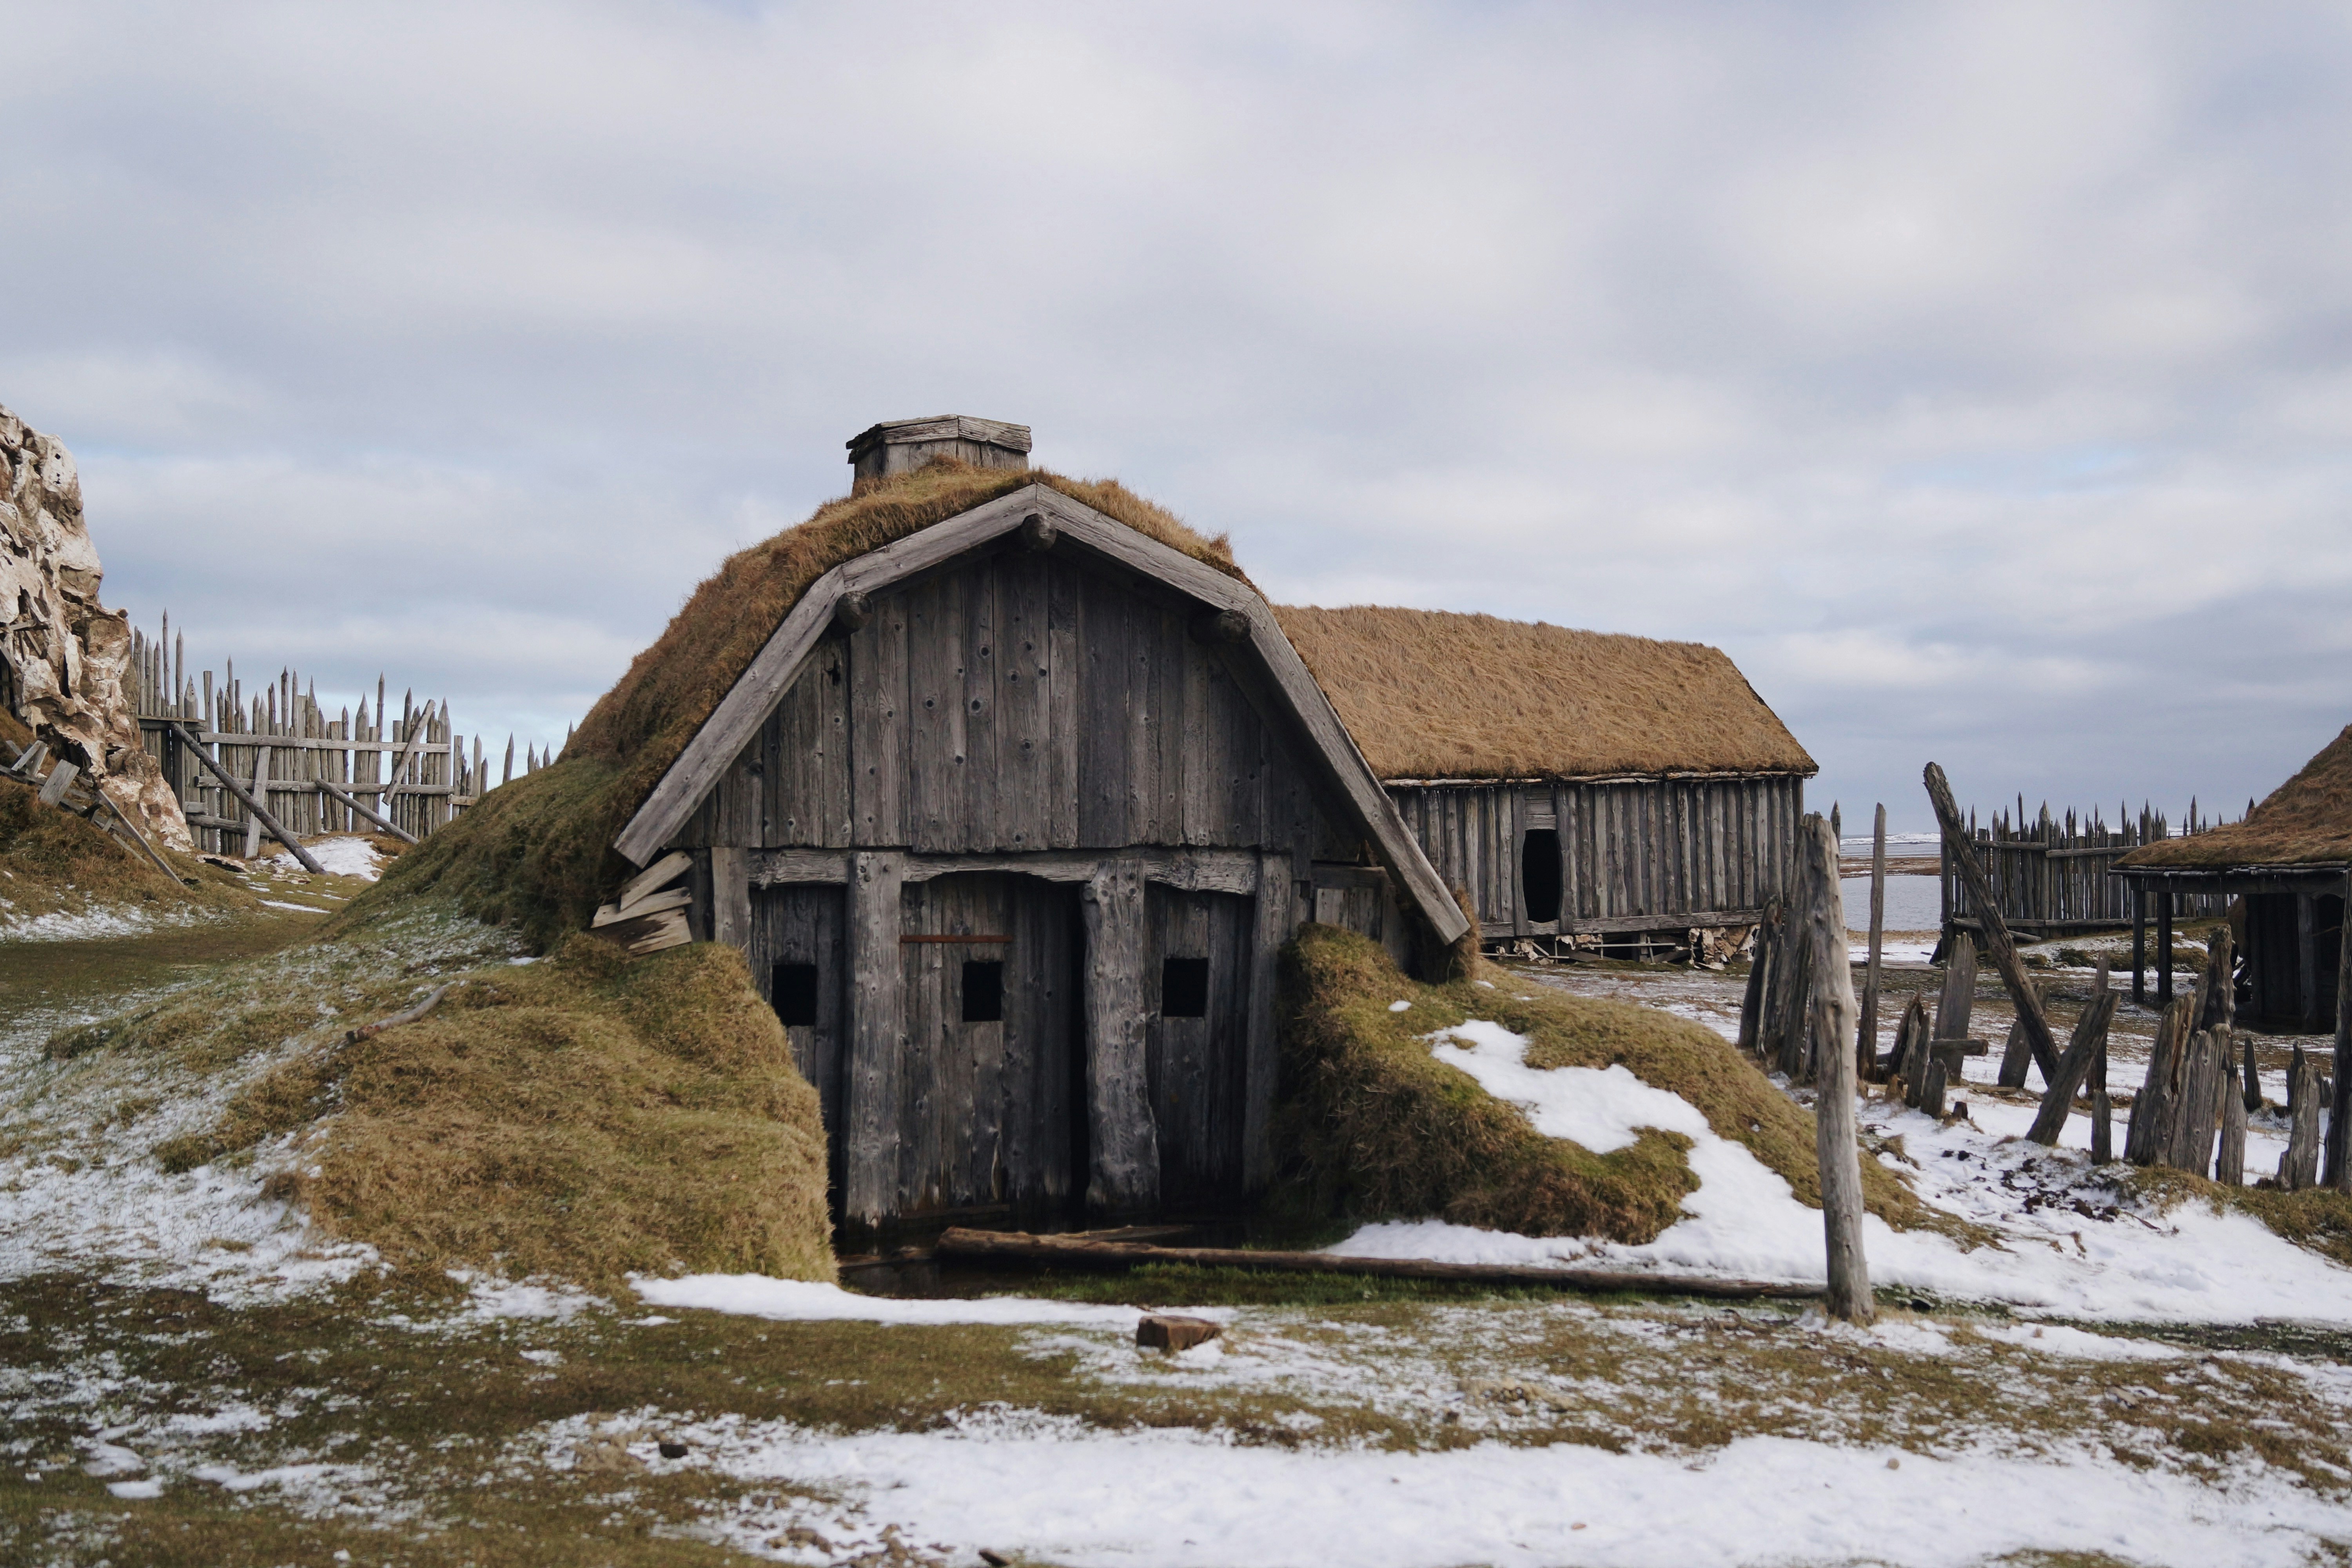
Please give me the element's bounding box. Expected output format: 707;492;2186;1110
1857;804;1886;1083
1800;813;1873;1324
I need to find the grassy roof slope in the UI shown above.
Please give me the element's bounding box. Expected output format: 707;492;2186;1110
2118;724;2352;871
354;462;1243;947
1277;924;1938;1243
1273;605;1815;781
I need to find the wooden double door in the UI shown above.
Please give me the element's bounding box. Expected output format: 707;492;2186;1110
750;869;1256;1229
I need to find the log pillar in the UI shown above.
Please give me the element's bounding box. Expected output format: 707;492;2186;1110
842;850;905;1228
2156;882;2174;1005
1082;860;1158;1216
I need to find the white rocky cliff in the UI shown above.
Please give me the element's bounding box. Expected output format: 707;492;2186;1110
0;403;192;851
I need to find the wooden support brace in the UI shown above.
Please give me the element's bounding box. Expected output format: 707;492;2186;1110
1924;764;2062;1083
170;724;325;875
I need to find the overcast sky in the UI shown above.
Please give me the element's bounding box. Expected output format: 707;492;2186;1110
4;1;2348;832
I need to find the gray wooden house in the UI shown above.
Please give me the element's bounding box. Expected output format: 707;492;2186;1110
608;417;1468;1239
2117;724;2352;1032
1275;606;1816;959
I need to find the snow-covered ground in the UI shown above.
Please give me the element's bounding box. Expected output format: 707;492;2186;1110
1343;1014;2350;1324
0;902;517;1303
577;1409;2352;1568
258;835;386;881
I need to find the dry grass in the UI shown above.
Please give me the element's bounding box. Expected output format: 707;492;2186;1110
1276;924;1938;1243
0;773;255;922
2120;721;2352;869
54;909;834;1289
350;461;1241;948
1274;604;1815;780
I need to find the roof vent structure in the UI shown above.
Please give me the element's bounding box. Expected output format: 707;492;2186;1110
847;416;1031;492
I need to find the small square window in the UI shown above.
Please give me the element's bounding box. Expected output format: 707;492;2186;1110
962;960;1005;1023
1161;956;1210;1019
771;962;820;1027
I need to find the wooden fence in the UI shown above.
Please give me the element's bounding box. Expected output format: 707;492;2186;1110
1941;798;2235;938
124;618;555;857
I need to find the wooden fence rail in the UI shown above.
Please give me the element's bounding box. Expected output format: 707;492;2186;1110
124;617;560;858
1940;797;2236;941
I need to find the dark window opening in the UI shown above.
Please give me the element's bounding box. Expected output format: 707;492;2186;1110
962;960;1005;1023
771;962;820;1027
1161;957;1210;1019
1521;828;1563;922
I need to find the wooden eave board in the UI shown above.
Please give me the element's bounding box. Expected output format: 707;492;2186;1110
613;483;1469;944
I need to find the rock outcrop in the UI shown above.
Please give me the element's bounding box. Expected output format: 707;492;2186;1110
0;404;192;851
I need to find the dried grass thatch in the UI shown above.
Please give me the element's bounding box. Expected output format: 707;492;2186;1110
2119;724;2352;871
358;461;1241;946
1275;923;1937;1241
1273;605;1814;781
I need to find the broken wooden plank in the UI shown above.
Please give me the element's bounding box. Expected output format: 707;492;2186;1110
2026;989;2118;1146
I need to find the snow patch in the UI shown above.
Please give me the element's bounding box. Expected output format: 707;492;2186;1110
1338;1018;2352;1323
633;1274;1168;1328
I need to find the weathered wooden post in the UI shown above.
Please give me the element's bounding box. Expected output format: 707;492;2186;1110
1800;814;1873;1324
1924;763;2062;1083
1857;804;1887;1083
2283;1045;2322;1191
2328;873;2352;1191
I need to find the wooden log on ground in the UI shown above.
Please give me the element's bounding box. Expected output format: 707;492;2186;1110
1858;803;1887;1083
1799;814;1873;1325
171;723;325;874
1924;764;2062;1083
933;1228;1825;1302
2026;988;2118;1146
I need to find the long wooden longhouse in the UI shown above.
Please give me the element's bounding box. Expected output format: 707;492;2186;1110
1275;607;1817;958
608;418;1468;1240
2117;723;2352;1033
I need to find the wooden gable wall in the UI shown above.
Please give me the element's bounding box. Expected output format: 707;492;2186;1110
1392;774;1804;939
673;547;1356;864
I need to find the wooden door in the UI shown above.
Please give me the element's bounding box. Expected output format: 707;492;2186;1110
898;873;1083;1220
751;884;847;1199
1144;884;1253;1208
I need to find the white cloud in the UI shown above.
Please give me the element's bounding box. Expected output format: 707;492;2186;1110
1;0;2348;826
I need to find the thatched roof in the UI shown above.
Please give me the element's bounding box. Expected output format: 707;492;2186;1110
2117;725;2352;872
1272;606;1815;782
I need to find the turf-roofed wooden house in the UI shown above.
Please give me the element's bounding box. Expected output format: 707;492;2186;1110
603;417;1469;1240
2116;724;2352;1033
1275;608;1817;960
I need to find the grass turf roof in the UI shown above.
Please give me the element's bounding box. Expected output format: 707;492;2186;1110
354;462;1245;947
2118;723;2352;871
1274;605;1815;782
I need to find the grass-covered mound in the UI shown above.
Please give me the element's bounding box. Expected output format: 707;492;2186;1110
354;461;1243;951
1276;924;1936;1242
49;904;833;1289
0;773;256;927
